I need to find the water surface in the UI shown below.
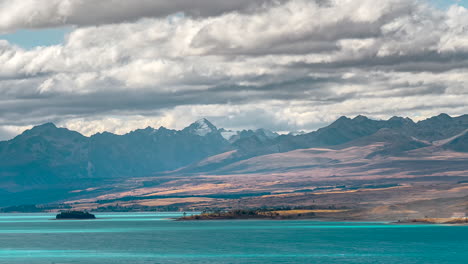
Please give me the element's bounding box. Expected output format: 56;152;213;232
0;213;466;263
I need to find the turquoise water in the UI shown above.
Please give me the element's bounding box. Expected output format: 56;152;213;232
0;213;466;263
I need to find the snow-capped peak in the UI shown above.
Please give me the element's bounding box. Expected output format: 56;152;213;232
194;119;212;136
184;118;218;136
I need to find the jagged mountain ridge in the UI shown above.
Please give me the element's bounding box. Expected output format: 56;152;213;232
169;114;468;175
0;119;231;185
0;114;467;206
234;114;468;157
219;128;279;143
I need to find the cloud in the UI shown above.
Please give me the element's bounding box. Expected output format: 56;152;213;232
0;125;31;141
0;0;282;33
190;0;416;56
0;127;13;141
0;0;467;137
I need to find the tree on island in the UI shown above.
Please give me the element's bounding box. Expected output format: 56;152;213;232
56;210;96;219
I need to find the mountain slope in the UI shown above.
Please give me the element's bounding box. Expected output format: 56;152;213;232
0;119;232;200
443;130;468;152
336;128;430;158
0;113;467;207
88;120;231;178
174;128;434;176
0;123;90;186
231;114;468;158
415;114;468;141
172;116;467;176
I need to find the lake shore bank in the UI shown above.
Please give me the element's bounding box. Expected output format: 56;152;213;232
177;209;468;225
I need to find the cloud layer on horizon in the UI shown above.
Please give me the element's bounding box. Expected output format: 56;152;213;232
0;0;467;139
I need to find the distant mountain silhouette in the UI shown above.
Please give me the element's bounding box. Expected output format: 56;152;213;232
169;114;468;175
0;123;89;186
0;119;231;199
235;114;468;156
0;114;466;206
87;118;231;178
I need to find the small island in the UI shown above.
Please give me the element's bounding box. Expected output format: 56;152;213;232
56;210;96;220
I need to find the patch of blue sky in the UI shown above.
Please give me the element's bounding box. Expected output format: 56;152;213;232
430;0;468;9
0;27;72;49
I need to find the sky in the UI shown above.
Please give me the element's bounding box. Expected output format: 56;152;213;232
0;0;467;140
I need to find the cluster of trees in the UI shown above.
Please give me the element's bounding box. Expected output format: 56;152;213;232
185;209;270;220
56;210;96;219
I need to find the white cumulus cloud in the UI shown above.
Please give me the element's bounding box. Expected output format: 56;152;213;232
0;0;467;138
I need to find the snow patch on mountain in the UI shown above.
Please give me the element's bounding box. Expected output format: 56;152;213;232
288;131;306;136
194;119;214;136
220;130;238;140
184;118;218;136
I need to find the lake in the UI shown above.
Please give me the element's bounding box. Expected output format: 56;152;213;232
0;212;466;263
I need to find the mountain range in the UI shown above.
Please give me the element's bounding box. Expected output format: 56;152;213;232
0;113;467;214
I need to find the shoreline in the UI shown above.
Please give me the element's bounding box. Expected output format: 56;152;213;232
394;218;468;225
1;211;466;225
175;209;468;225
176;217;468;225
